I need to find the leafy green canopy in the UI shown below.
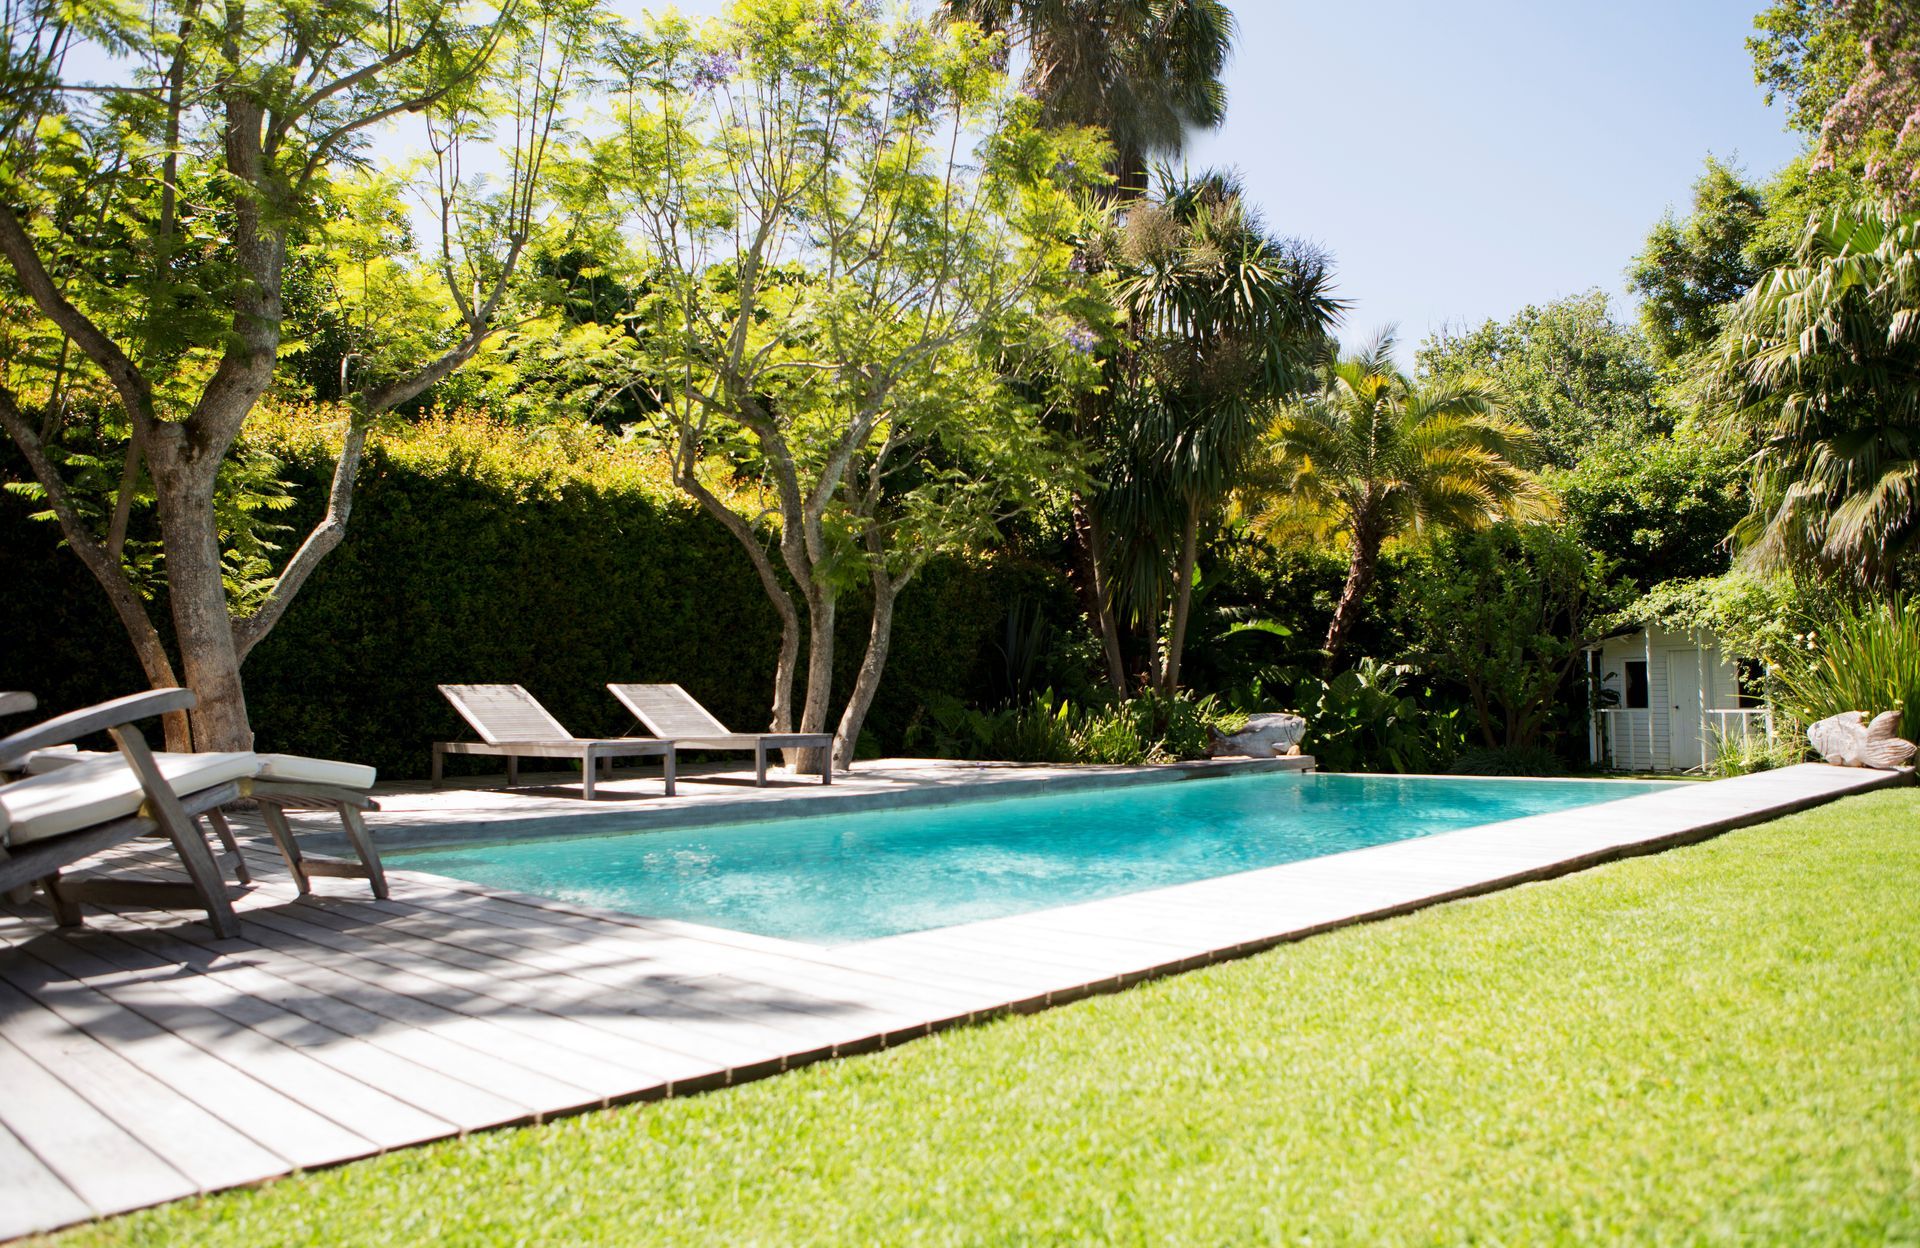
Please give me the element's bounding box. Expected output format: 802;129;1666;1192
0;0;605;749
1089;169;1340;692
1402;522;1629;752
1246;332;1546;663
560;0;1097;752
1416;292;1663;468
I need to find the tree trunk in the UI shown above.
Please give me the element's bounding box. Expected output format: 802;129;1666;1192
833;571;908;771
679;477;803;732
793;585;837;775
1071;498;1129;697
150;436;253;752
1323;532;1379;671
0;393;192;748
1160;495;1203;695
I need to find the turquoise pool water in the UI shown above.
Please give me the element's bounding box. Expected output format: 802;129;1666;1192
395;772;1678;944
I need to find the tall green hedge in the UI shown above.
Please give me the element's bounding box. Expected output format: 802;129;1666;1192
0;414;1065;778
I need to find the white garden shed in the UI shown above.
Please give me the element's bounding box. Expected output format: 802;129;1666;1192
1584;624;1772;772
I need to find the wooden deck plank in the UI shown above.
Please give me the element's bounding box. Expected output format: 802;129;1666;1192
312;891;982;1038
0;1032;191;1217
0;1119;96;1241
96;853;745;1092
99;905;642;1115
0;973;289;1190
236;902;795;1076
3;943;382;1170
61;927;468;1148
260;896;857;1062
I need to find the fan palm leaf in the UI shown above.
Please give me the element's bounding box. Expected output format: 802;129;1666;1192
1713;200;1920;586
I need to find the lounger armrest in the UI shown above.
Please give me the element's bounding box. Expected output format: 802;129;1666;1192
0;691;36;718
0;688;196;771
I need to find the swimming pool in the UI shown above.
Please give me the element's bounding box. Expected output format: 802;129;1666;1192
394;772;1679;944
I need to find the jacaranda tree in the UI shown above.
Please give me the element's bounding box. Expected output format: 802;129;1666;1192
580;0;1096;769
0;0;605;748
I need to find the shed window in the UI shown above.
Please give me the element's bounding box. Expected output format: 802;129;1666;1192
1736;658;1766;709
1624;660;1650;709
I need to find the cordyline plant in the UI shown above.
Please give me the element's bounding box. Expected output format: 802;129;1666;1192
0;0;604;749
578;0;1098;770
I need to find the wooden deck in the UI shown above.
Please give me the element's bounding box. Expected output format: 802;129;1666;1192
0;762;1905;1241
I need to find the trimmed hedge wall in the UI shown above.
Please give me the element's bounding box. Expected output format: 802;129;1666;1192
0;415;1066;779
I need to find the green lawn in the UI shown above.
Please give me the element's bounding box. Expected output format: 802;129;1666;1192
50;787;1920;1247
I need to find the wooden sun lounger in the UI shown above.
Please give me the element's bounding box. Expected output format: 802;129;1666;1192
0;689;244;937
434;684;677;799
608;683;834;785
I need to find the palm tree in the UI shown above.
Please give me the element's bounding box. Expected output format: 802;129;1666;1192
1711;200;1920;589
943;1;1240;692
1101;171;1340;693
1248;333;1546;666
944;0;1234;197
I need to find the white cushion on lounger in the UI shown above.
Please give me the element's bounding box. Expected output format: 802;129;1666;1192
0;751;255;846
23;749;373;792
255;753;375;790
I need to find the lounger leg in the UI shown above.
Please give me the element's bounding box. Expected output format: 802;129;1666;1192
109;725;242;939
339;806;389;901
431;742;446;787
506;755;519;788
39;872;83;927
261;804;311;896
662;749;676;798
582;749;595;801
823;748;832;785
203;808;253;886
755;743;768;787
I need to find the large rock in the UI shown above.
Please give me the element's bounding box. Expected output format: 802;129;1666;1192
1209;713;1308;759
1807;710;1917;770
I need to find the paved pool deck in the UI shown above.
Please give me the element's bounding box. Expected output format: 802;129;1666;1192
0;761;1907;1240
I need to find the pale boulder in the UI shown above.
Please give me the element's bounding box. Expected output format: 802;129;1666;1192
1806;710;1917;770
1209;713;1308;759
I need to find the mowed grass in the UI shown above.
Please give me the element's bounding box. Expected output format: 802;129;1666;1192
47;787;1920;1247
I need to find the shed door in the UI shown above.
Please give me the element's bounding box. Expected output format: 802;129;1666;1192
1666;649;1706;770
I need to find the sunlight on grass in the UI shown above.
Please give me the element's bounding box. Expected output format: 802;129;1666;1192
50;788;1920;1247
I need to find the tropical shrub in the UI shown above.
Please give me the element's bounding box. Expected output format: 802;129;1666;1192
909;689;1234;766
1771;596;1920;738
1281;659;1464;774
1403;523;1631;755
1711;201;1920;587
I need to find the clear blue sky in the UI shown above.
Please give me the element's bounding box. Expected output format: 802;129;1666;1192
628;0;1805;364
1180;0;1805;361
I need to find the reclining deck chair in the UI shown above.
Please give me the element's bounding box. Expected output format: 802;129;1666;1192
23;748;388;902
0;689;246;936
433;684;677;799
608;683;834;785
